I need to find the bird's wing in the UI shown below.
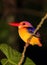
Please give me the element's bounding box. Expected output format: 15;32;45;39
27;27;35;33
27;27;40;37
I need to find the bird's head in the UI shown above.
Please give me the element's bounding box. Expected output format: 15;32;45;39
8;21;33;29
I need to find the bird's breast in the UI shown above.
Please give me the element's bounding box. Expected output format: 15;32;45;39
18;28;31;43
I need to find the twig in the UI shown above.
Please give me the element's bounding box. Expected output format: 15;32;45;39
29;13;47;40
18;44;29;65
18;13;47;65
33;13;47;34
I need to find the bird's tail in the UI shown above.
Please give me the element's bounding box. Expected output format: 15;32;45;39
37;38;42;47
37;42;42;47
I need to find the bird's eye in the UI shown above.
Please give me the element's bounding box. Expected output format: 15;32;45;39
22;23;25;25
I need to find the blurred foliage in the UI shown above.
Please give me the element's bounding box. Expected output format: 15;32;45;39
0;44;35;65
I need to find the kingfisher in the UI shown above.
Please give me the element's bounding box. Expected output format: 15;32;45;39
9;21;42;47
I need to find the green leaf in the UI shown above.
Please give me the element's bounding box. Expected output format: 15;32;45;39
1;58;8;65
0;44;21;65
24;57;35;65
0;44;35;65
1;59;13;65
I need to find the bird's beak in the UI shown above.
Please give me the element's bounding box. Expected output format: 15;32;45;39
8;22;19;27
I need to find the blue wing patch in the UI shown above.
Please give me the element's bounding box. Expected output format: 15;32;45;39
27;27;35;33
27;27;40;37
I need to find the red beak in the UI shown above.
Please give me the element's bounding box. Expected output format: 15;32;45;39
8;22;19;27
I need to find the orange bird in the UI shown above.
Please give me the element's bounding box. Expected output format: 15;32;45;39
9;21;42;47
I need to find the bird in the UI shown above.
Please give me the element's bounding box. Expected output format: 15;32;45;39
8;21;42;47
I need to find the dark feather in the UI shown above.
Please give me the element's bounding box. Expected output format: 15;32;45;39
27;27;40;37
27;27;35;33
